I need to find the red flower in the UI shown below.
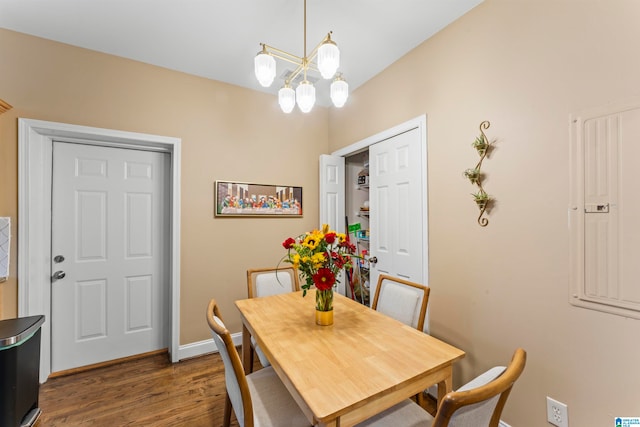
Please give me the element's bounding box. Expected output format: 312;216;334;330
313;268;336;291
324;232;336;244
331;252;346;269
282;237;296;249
339;241;356;253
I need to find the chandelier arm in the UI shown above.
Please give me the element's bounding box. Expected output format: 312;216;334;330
286;64;306;85
262;45;304;64
271;53;305;69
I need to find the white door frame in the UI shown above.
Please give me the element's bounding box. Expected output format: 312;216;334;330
18;118;181;382
331;114;429;305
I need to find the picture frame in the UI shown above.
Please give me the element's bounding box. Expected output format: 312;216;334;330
214;180;303;217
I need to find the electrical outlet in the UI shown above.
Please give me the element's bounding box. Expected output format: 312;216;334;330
546;396;569;427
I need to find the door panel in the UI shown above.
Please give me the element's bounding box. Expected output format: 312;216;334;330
77;279;106;340
77;191;107;260
51;142;169;372
126;193;153;257
126;275;153;331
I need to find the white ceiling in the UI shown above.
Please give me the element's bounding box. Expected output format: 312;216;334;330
0;0;483;106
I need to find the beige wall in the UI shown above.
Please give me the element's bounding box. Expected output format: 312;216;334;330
329;0;639;425
0;29;328;340
2;0;638;423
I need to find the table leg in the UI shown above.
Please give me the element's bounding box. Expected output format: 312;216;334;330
315;420;338;427
241;323;251;375
437;374;453;403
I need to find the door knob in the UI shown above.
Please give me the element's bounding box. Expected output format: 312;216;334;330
368;256;378;265
52;271;66;281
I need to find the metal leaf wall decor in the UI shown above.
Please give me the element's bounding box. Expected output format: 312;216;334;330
464;120;493;226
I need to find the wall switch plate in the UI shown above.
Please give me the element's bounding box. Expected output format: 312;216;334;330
546;396;569;427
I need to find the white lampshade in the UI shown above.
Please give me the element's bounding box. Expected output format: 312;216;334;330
330;77;349;108
317;40;340;79
278;85;296;113
296;81;316;113
254;52;276;87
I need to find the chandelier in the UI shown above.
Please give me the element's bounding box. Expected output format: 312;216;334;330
254;0;349;113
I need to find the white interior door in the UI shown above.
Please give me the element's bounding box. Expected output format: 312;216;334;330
319;154;346;294
319;154;346;233
369;128;424;300
51;141;170;372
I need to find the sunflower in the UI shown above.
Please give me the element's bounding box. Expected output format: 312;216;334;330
302;232;322;250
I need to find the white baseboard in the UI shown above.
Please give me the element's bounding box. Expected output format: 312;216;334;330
176;332;242;360
499;421;512;427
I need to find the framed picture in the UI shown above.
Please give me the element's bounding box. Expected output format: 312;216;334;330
214;180;303;217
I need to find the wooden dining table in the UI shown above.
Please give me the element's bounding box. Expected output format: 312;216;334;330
235;289;465;427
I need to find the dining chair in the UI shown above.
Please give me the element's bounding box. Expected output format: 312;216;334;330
371;274;430;332
246;266;300;372
206;298;311;427
357;348;527;427
247;266;300;299
371;274;430;405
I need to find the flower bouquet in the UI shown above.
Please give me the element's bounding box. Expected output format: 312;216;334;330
282;224;357;324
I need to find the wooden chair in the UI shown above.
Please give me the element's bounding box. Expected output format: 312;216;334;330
371;274;430;405
206;299;310;427
357;348;527;427
247;266;300;298
371;274;430;332
430;347;526;426
246;266;300;371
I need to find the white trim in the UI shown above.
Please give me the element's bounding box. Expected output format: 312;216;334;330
498;421;512;427
330;115;429;330
177;333;243;360
18;118;182;382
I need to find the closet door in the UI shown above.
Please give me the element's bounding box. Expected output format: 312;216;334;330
319;154;346;294
369;127;424;300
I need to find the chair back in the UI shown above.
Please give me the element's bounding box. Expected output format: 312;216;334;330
371;274;430;331
247;266;300;298
432;348;527;427
206;299;253;427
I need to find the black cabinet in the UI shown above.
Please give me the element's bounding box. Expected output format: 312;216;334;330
0;315;45;427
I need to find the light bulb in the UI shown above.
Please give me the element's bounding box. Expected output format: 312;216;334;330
330;76;349;108
278;85;296;113
296;81;316;113
318;40;340;79
254;51;276;87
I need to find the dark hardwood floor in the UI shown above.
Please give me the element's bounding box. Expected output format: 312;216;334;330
36;350;437;426
37;351;239;426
